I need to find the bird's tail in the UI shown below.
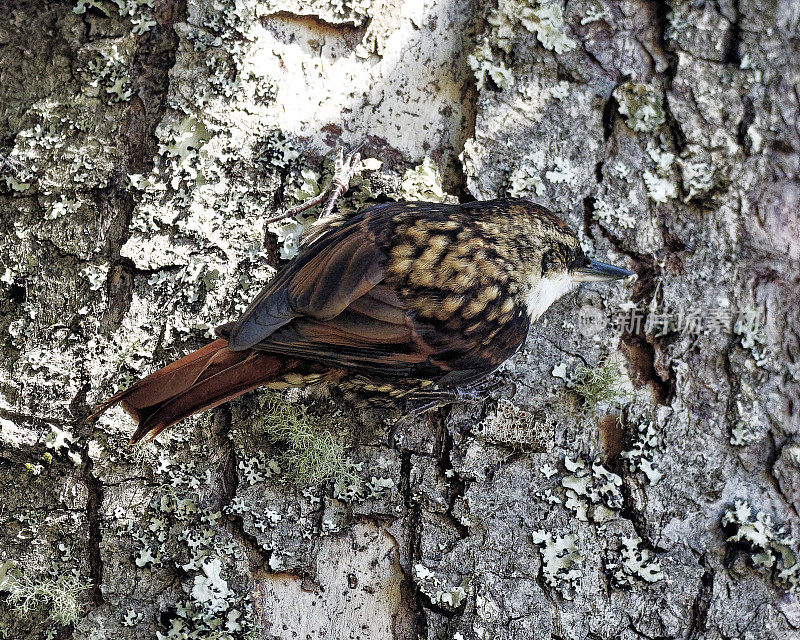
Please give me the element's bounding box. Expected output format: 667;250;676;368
90;339;298;444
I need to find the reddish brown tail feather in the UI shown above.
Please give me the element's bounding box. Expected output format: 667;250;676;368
90;339;298;444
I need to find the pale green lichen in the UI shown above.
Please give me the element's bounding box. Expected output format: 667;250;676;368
581;3;610;24
643;144;678;203
75;0;157;32
468;38;514;90
252;395;353;485
155;115;211;191
489;0;577;54
620;418;663;485
0;563;91;628
733;308;769;366
730;384;766;446
413;564;471;611
84;42;134;103
108;449;263;637
570;361;631;409
722;500;799;592
267;167;322;260
559;456;623;523
469;1;575;90
530;530;584;595
614;81;665;133
400;157;453;203
609;535;665;586
191;557;233;614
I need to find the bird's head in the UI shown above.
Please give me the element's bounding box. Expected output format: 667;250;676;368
514;201;633;320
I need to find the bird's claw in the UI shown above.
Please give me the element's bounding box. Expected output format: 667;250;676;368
262;144;366;234
322;145;362;216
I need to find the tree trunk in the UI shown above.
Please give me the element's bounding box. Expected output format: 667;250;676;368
1;0;798;638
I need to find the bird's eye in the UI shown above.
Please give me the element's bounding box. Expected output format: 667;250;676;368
541;250;558;276
569;253;590;271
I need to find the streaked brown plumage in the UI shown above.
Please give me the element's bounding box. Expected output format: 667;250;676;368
92;198;632;443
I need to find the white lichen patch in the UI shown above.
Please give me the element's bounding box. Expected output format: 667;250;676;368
641;143;678;203
468;38;514;91
469;1;575;90
609;535;665;587
593;197;637;230
560;456;624;523
733;308;770;367
722;500;799;593
106;447;261;637
678;152;718;201
413;563;470;611
530;530;584;595
489;0;576;55
74;0;158;36
620;418;664;485
191;557;233;614
82;41;134;103
729;384;767;446
581;2;610;24
238;451;282;485
544;156;582;188
507;150;547;198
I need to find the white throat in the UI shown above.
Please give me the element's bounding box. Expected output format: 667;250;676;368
525;272;576;321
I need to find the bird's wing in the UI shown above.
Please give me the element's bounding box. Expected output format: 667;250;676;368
253;287;530;382
223;202;530;384
248;283;438;375
225;212;386;351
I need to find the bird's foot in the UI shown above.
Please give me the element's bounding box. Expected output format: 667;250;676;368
396;378;507;422
320;144;363;217
262;144;364;239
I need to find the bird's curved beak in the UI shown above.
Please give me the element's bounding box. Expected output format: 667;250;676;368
572;258;634;282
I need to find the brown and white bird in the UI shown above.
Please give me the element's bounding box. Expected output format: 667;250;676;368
93;197;632;443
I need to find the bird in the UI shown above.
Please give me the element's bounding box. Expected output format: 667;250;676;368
92;197;632;444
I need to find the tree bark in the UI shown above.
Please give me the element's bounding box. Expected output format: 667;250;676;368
0;0;798;638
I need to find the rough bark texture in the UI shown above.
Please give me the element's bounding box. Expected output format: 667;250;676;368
1;0;798;639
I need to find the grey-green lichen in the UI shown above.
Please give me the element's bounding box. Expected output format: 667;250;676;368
530;530;584;595
469;0;576;90
722;500;799;593
560;456;623;523
733;308;770;367
413;563;470;611
74;0;157;36
608;535;665;586
0;562;91;630
643;144;678;203
400;157;455;203
570;361;631;410
613;82;665;133
592;197;637;230
620;417;664;485
250;394;353;486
